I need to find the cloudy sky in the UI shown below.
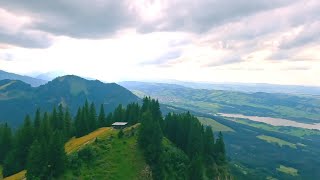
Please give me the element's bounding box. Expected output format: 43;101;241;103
0;0;319;85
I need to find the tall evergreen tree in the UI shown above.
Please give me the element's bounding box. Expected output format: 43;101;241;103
89;102;97;131
26;140;46;179
47;131;66;178
0;123;12;163
98;104;106;127
64;108;72;139
33;108;41;138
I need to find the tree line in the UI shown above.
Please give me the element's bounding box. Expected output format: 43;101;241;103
0;100;141;179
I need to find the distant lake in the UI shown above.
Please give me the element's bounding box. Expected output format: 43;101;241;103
219;113;320;130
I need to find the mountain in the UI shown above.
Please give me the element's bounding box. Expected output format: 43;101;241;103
153;80;320;96
0;70;47;87
0;75;139;127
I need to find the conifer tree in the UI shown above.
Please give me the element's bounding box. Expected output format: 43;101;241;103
48;131;66;177
64;108;72;139
26;140;45;179
0;123;12;163
98;104;106;127
89;102;97;131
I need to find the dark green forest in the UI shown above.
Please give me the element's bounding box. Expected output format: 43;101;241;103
0;97;228;179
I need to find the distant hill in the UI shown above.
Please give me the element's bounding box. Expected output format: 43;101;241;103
119;81;320;123
154;80;320;96
0;75;139;127
0;70;47;87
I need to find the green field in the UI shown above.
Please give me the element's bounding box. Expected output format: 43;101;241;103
226;117;320;138
257;135;297;149
277;165;298;176
198;117;234;132
63;126;150;180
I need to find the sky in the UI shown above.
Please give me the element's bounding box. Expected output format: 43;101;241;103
0;0;319;86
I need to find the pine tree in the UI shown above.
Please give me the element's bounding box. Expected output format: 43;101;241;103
34;108;41;139
0;123;12;163
26;140;45;179
64;108;72;139
98;104;106;127
89;102;97;131
57;104;64;130
216;132;226;166
48;131;66;177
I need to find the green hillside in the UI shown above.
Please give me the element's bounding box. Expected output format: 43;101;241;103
63;125;151;180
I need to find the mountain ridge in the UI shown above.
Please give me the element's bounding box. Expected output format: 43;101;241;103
0;75;139;127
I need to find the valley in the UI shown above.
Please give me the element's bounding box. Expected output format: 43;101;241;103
121;81;320;179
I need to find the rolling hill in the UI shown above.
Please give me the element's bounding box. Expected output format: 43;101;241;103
0;70;47;87
120;81;320;124
0;75;139;127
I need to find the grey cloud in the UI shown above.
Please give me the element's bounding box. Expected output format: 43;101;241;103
0;0;294;40
140;0;292;33
0;31;53;48
279;22;320;49
0;0;136;39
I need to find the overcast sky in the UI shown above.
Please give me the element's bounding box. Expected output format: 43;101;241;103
0;0;319;85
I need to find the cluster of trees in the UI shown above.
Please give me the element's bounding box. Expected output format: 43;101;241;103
138;97;228;179
0;100;141;179
164;112;228;179
0;107;69;179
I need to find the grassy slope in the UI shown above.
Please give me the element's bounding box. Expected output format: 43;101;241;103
63;124;150;180
198;117;234;132
257;135;297;149
3;127;112;180
0;81;16;90
277;165;298;176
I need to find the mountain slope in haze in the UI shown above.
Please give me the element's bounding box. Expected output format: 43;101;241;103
0;70;47;87
119;81;320;124
159;80;320;96
0;76;139;127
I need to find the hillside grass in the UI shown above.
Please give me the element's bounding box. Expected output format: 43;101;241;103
277;165;298;176
257;135;297;149
65;127;112;153
0;81;16;90
3;170;26;180
63;125;150;180
4;127;113;180
198;117;234;132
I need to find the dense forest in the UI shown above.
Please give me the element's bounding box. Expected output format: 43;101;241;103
0;97;228;179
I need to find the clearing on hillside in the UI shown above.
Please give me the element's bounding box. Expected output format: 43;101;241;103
277;165;298;176
257;135;297;149
198;117;234;132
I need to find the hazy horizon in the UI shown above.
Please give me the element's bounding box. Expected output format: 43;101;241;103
0;0;319;86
